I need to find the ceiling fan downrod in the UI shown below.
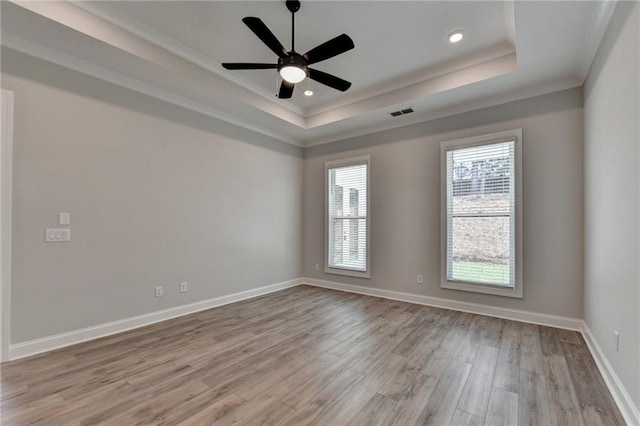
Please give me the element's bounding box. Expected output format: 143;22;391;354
286;0;300;52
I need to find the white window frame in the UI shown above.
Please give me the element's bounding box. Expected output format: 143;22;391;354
325;155;371;279
440;129;523;298
1;91;14;362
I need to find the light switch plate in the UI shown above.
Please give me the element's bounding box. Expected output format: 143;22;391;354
45;228;71;242
59;212;70;225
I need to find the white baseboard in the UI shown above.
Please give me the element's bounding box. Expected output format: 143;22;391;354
582;324;640;426
302;277;638;424
7;275;638;425
301;277;583;330
9;278;302;361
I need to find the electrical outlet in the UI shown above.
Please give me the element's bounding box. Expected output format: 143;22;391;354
155;286;163;297
180;282;188;293
315;263;320;271
614;330;620;351
417;275;424;284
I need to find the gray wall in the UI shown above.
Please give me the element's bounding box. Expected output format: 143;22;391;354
3;49;303;343
584;1;640;408
304;88;584;318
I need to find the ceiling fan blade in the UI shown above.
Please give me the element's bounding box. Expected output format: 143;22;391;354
222;63;277;70
303;34;354;65
308;68;352;92
278;81;295;99
242;17;288;59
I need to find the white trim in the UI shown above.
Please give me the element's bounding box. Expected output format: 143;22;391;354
503;0;516;47
9;278;302;361
1;34;302;148
582;324;640;426
8;270;636;424
324;155;371;279
301;277;582;331
577;0;618;81
302;77;581;148
305;47;516;118
0;91;14;362
3;8;581;151
440;129;524;299
302;277;638;422
69;1;304;118
68;1;515;121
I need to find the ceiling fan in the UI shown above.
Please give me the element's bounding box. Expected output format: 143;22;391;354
222;0;355;99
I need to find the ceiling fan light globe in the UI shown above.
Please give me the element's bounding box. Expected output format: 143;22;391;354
280;65;306;83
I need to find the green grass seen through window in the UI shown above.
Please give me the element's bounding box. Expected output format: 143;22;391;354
451;261;511;286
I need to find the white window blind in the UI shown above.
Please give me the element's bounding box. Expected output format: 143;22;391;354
445;141;516;287
327;161;368;273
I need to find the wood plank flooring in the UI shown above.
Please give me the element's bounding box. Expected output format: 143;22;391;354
0;285;625;425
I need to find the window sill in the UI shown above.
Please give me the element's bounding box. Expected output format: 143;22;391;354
325;267;370;279
441;280;523;298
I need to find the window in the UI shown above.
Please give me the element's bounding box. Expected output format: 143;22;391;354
325;155;370;278
441;129;523;298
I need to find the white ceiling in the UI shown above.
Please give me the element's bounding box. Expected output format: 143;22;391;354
102;1;512;109
1;1;616;147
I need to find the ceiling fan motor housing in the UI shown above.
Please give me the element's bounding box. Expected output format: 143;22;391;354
278;54;308;75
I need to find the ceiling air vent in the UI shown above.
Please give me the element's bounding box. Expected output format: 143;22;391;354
389;107;414;117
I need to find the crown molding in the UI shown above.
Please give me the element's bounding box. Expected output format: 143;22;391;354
67;0;518;127
1;33;303;147
302;76;581;148
504;0;517;46
307;42;516;117
70;1;305;118
0;31;581;151
577;0;618;81
3;0;609;150
3;0;522;137
6;0;305;127
3;29;576;150
305;52;517;132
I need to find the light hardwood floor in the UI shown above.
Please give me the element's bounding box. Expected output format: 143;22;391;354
0;285;625;425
